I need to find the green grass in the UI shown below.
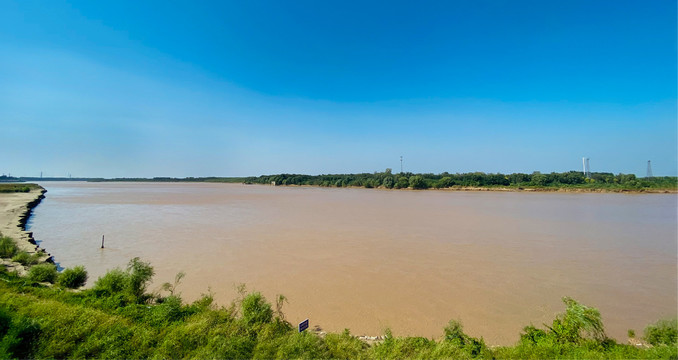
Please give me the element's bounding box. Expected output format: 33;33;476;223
0;236;17;258
11;251;41;266
0;183;40;193
0;259;675;359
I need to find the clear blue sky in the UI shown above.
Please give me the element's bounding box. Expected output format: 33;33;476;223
1;0;676;177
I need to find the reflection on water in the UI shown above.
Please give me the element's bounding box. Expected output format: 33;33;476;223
29;182;677;345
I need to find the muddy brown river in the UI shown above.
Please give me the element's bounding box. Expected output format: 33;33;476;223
28;182;677;345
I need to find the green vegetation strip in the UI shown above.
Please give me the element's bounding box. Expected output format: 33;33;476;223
83;171;677;192
0;183;40;193
0;257;676;359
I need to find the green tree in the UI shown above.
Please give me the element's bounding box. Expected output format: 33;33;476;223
531;172;548;186
395;176;410;189
409;175;428;189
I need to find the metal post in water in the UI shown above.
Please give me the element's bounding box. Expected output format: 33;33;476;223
101;235;105;249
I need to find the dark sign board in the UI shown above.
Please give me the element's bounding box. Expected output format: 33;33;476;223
298;318;309;332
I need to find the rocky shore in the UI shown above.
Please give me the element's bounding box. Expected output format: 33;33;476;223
0;185;53;275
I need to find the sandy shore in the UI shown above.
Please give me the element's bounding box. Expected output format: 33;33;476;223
0;186;52;275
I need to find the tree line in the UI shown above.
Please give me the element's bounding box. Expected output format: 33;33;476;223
244;170;677;190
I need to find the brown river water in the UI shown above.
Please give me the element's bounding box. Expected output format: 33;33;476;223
28;182;677;345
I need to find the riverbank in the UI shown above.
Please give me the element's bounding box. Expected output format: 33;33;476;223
0;184;52;275
26;171;677;194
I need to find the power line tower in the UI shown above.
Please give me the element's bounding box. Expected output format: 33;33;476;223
646;160;653;178
400;156;403;173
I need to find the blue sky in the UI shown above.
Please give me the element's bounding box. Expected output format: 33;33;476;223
1;0;676;177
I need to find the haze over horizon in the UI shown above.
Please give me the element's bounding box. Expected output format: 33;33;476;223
1;1;676;178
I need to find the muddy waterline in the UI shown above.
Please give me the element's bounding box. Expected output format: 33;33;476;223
28;182;677;345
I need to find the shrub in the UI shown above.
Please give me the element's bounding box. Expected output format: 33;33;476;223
442;319;489;357
0;236;17;258
28;264;58;283
253;331;329;359
324;329;369;359
241;292;273;326
11;251;40;266
548;297;605;343
644;318;677;346
127;257;154;300
91;258;154;303
58;266;88;289
93;268;129;296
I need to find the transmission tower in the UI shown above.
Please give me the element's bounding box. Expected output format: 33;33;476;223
646;160;653;178
582;157;591;178
400;156;403;173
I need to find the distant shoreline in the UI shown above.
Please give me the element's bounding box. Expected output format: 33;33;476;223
17;170;677;194
21;179;677;194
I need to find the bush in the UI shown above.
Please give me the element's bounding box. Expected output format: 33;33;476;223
91;258;154;303
93;268;129;296
0;236;17;258
557;297;606;342
442;320;489;357
241;292;273;326
28;264;58;283
11;251;40;266
58;266;88;289
644;318;677;346
324;329;368;359
127;257;155;300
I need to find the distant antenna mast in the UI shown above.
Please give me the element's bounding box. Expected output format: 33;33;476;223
646;160;653;178
400;156;403;173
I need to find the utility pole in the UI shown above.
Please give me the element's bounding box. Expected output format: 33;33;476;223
582;157;590;179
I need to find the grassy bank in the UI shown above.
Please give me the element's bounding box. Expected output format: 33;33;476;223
0;183;41;193
0;257;675;359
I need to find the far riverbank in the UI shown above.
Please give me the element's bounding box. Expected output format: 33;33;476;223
19;170;678;194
